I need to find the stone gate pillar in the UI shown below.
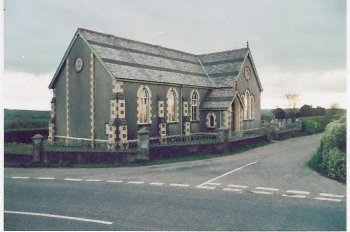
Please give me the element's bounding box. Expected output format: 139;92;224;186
137;128;150;161
216;127;229;154
32;134;45;163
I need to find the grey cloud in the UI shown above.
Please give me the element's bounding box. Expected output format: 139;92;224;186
5;0;346;75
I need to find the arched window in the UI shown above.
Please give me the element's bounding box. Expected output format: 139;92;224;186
243;90;254;120
167;88;178;122
206;112;216;128
246;90;251;120
209;115;215;127
137;85;151;124
191;90;200;121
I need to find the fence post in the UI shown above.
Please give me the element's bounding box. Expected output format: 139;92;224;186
216;127;229;153
32;134;45;163
137;128;150;161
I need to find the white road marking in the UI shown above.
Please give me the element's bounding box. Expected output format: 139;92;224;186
314;197;341;202
127;181;144;184
36;177;55;180
282;194;306;198
106;180;123;183
206;183;221;186
85;179;102;182
196;186;216;190
255;187;279;191
251;190;273;195
197;161;257;187
319;193;344;198
169;183;190;187
11;177;29;179
149;182;164;186
4;210;113;225
227;184;248;189
223;188;242;192
64;178;82;181
286;190;310;195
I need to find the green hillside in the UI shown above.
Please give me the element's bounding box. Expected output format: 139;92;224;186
4;109;50;131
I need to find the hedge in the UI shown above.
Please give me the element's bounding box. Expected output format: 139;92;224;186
301;115;343;134
308;116;346;182
4;128;48;144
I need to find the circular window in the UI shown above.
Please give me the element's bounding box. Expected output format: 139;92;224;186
244;67;251;80
75;57;83;72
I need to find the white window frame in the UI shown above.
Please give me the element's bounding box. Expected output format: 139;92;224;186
190;90;200;121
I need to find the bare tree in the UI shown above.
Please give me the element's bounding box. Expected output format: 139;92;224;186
285;93;300;109
329;102;340;115
330;102;340;109
285;93;300;119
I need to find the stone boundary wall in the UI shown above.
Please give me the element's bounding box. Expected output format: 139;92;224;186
5;122;302;166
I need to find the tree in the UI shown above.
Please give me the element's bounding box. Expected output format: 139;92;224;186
285;93;300;119
314;106;326;116
273;108;286;119
329;102;340;115
285;93;300;109
298;104;313;117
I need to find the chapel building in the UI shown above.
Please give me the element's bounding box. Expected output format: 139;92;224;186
48;28;263;148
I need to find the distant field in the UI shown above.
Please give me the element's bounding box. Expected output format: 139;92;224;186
4;109;50;131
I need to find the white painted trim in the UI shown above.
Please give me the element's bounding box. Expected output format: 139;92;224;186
314;197;341;202
66;58;70;139
196;186;216;190
282;194;306;199
227;184;248;189
54;135;108;143
4;210;113;225
90;52;95;147
251;190;273;195
223;188;242;192
149;182;164;186
64;178;82;181
169;183;190;187
197;161;257;187
106;180;123;183
255;187;279;192
319;193;344;198
286;190;310;195
127;181;144;184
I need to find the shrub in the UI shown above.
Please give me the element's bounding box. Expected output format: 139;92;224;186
324;147;346;182
309;117;346;182
303;120;321;134
301;115;339;134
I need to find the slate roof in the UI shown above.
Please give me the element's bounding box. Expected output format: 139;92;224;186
198;49;248;87
77;28;250;88
201;88;238;110
50;28;260;110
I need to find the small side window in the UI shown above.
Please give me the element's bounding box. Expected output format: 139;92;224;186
206;112;216;128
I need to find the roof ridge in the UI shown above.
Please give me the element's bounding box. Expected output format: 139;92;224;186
198;47;248;56
77;27;197;57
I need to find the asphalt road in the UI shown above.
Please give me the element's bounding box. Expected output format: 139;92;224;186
4;134;346;230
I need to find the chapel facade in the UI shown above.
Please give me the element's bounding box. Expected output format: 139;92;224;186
48;28;263;148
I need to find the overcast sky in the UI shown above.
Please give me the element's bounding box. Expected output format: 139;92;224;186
3;0;347;110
